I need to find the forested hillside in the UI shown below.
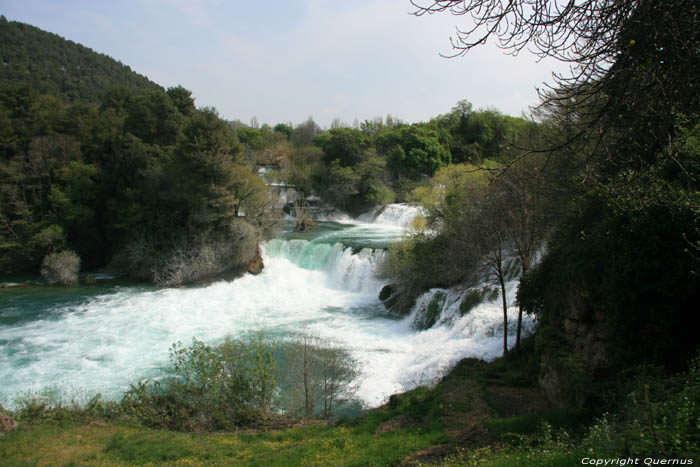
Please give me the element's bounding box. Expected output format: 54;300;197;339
0;16;161;103
0;19;271;283
0;17;538;283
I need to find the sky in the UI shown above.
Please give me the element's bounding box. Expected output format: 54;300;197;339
1;0;567;128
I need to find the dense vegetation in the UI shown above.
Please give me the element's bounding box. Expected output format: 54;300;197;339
0;19;275;284
0;16;162;102
233;99;529;217
0;17;534;283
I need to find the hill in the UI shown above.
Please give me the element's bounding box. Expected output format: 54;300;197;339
0;15;161;102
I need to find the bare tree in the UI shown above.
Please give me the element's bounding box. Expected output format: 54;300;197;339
412;0;700;170
280;329;359;419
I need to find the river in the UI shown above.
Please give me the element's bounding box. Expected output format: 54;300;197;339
0;204;533;408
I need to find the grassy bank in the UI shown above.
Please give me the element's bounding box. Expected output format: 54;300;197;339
2;346;698;466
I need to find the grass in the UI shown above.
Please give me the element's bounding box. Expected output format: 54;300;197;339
434;443;586;467
10;339;689;466
484;409;592;441
0;420;445;466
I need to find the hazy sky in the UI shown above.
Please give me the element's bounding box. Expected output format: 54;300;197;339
2;0;566;127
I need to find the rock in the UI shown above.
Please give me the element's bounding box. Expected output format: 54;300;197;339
378;284;418;315
412;292;446;330
246;253;264;275
41;250;81;285
378;284;394;301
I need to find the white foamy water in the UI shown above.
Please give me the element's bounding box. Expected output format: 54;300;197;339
0;203;533;408
357;203;425;228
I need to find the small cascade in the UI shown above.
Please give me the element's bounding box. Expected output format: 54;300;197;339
406;281;536;355
357;203;425;228
263;239;385;296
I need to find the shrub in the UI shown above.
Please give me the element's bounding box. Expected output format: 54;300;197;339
121;333;275;431
40;249;80;285
13;389;120;425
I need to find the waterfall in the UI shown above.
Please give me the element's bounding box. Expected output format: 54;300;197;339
262;239;385;296
405;281;536;354
357;203;425;228
0;202;534;409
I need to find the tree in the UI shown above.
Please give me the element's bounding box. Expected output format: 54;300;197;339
229;164;269;219
324;160;361;211
291;116;321;147
379;124;451;179
322;128;367;167
494;150;571;348
273;122;293;140
123;91;182;146
280;330;358;419
436;166;517;355
166;86;195;116
412;0;700;170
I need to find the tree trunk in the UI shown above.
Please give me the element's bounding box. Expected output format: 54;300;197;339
500;274;508;356
515;255;531;351
515;304;523;351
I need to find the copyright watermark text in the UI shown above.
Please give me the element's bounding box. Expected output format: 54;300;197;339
581;459;694;466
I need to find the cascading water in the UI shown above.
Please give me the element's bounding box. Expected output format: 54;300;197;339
357;203;425;228
0;203;532;409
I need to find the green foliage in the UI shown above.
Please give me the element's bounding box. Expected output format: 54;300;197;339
321;127;368;167
366;182;395;206
522;194;700;371
165;86;195;116
236;126;263;150
273;122;292;139
117;330;360;431
613;358;700;459
324;160;360;210
0;62;268;279
13;388;121;426
381;233;458;298
123;91;181;146
0;20;162;104
121;334;276;431
380;124;451;179
0;21;273;277
287;145;324;194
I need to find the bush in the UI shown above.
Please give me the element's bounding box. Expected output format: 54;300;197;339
40;249;80;285
611;357;700;459
13;388;120;425
121;333;275;431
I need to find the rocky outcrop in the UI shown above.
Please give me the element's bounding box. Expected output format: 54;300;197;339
537;286;608;408
378;284;418;316
412;291;446;330
244;252;264;275
560;289;609;370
